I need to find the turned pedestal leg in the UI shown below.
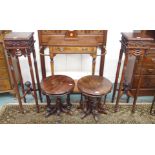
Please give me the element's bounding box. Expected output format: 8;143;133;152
115;53;129;112
92;56;96;75
81;95;107;122
67;94;72;110
99;46;106;76
15;56;26;103
50;58;54;75
32;46;42;102
81;96;92;119
78;93;83;109
27;53;39;113
126;96;130;103
132;56;144;113
39;46;50;106
40;46;46;79
91;98;99;122
45;94;72;117
150;96;155;115
7;53;24;113
98;95;107;114
112;48;123;102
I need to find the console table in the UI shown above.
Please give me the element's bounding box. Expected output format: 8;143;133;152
38;30;107;83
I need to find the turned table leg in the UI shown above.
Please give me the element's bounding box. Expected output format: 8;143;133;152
92;56;96;75
27;52;39;113
112;48;123;102
45;94;72;117
67;94;72;109
78;93;83;109
132;55;144;113
15;55;26;103
81;95;107;122
126;96;130;103
39;46;51;106
99;45;106;76
7;52;24;113
150;96;155;115
98;96;107;114
115;52;129;112
32;46;42;102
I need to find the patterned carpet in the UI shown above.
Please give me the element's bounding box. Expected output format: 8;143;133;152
0;103;155;124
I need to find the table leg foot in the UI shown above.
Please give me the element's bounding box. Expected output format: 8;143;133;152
45;107;57;117
114;105;119;112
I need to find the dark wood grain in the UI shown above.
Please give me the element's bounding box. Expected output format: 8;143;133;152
41;75;75;95
40;75;75;117
77;75;112;96
77;75;112;121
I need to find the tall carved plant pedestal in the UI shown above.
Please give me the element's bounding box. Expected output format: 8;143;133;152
4;32;42;113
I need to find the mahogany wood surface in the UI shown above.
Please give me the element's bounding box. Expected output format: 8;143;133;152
41;75;75;95
77;75;112;121
77;75;112;97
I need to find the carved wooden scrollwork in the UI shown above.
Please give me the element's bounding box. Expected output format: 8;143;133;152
65;30;78;40
4;37;34;47
128;41;150;48
15;49;22;57
127;49;146;57
7;49;28;57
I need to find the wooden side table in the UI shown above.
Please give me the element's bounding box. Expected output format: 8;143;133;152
4;32;42;113
77;75;112;121
40;75;75;117
112;32;155;113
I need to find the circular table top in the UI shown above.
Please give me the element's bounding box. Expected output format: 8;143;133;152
41;75;75;95
77;75;112;96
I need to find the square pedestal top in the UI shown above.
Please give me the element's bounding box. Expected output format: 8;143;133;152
4;32;33;41
121;32;154;41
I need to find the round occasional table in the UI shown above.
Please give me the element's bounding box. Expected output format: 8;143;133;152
41;75;75;117
77;75;112;121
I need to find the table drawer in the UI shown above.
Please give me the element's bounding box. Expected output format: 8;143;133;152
0;68;9;79
50;46;97;54
146;49;155;57
0;79;11;91
42;36;104;46
41;30;105;35
135;68;155;75
130;89;155;96
135;63;155;75
132;75;155;88
134;57;155;75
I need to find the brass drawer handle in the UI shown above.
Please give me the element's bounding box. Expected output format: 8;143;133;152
151;58;155;62
147;69;154;73
82;48;88;51
56;47;64;52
